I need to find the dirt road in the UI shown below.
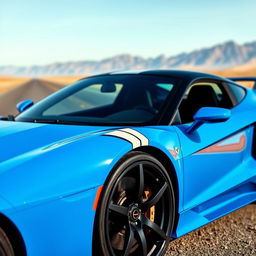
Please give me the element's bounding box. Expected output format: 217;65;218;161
0;79;64;116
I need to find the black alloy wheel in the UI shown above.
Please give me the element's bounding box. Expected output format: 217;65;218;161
0;227;15;256
94;152;175;256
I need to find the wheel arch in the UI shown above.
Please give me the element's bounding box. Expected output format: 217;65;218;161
133;146;180;231
93;146;178;255
0;213;26;256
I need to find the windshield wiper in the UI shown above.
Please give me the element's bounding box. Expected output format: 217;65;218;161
32;119;89;125
0;115;15;121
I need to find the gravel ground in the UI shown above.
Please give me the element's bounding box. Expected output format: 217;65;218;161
167;205;256;256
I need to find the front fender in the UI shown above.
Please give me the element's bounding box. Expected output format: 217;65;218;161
0;133;133;210
0;196;12;211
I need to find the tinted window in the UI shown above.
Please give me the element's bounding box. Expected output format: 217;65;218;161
43;83;123;116
227;83;246;105
179;82;233;123
17;75;178;125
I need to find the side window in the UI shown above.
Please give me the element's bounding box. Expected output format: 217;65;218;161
178;82;233;124
225;83;246;106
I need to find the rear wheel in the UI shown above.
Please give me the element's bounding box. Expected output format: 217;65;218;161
94;152;175;256
0;227;14;256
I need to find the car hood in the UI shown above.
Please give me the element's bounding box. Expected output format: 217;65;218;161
0;121;136;209
0;120;111;163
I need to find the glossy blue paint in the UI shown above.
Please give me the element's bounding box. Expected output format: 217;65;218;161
175;117;253;211
173;88;256;237
0;122;130;208
0;74;255;255
4;187;98;255
175;179;256;237
194;107;231;122
186;107;231;133
16;99;34;113
0;196;12;211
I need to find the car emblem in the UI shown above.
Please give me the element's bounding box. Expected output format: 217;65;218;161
132;208;140;220
175;147;179;154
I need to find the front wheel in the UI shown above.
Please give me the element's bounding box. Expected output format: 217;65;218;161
94;152;175;256
0;227;15;256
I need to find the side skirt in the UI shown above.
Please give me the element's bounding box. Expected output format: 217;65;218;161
173;180;256;238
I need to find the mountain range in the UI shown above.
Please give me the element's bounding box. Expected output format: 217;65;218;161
1;41;256;77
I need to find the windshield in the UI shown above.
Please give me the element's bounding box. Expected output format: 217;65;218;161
16;75;178;125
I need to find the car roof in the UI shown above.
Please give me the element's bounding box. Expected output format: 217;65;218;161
84;69;231;84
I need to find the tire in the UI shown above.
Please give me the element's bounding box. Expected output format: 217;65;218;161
94;151;175;256
0;227;15;256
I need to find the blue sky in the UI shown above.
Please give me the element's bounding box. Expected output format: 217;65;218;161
0;0;255;66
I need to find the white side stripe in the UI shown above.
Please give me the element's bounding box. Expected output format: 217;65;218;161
105;130;141;148
120;128;149;146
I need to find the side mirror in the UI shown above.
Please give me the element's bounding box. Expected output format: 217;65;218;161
186;107;231;134
16;99;34;113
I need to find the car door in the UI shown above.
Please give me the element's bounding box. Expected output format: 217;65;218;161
174;80;251;211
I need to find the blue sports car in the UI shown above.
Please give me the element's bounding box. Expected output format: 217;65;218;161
0;70;255;256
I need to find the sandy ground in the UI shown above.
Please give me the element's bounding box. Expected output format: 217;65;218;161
41;75;84;85
167;205;256;256
0;79;65;116
0;76;30;94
